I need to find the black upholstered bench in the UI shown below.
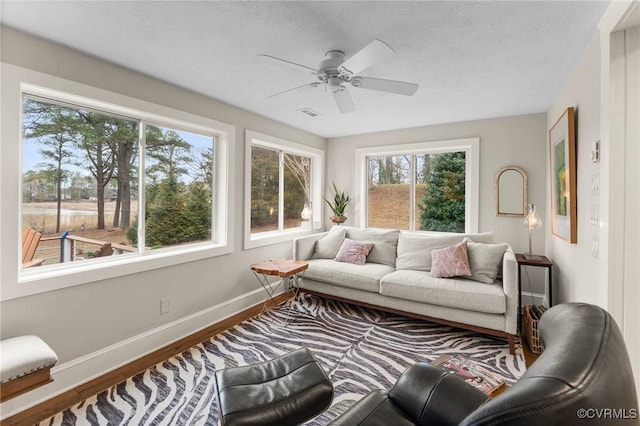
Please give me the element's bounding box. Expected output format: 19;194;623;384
214;347;333;426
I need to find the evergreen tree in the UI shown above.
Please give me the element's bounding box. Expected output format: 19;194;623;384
420;152;466;232
184;183;211;241
75;112;116;230
23;100;79;232
145;176;187;247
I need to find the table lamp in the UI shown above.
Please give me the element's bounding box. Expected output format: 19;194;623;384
301;201;312;222
524;203;543;260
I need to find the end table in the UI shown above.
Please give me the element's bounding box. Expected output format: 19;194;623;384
515;254;553;332
250;259;309;316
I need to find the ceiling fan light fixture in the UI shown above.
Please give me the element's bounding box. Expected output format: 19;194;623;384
328;76;342;89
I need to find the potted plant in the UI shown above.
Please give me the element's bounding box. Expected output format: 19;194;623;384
323;182;351;224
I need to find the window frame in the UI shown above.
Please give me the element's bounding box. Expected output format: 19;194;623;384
10;80;234;299
354;138;479;233
244;130;323;249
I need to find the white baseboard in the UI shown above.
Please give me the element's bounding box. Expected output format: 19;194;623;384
0;282;282;420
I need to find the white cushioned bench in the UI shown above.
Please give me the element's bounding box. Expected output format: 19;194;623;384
0;335;58;402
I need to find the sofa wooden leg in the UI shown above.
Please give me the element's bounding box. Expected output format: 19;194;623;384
508;334;516;355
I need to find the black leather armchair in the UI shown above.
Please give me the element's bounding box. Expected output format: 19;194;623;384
331;303;639;425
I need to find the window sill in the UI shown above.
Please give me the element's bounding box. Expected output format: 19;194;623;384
12;242;232;300
244;228;314;250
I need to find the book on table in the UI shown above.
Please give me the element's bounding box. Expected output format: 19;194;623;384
432;354;505;395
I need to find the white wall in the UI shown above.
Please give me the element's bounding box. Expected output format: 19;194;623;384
0;27;326;416
545;35;602;305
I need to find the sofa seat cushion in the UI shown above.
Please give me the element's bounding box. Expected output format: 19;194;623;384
379;270;506;314
305;259;395;293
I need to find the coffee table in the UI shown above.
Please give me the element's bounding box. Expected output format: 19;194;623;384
250;259;309;319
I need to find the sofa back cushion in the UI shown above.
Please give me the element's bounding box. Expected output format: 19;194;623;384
311;226;347;259
464;239;508;284
396;232;495;271
344;227;400;267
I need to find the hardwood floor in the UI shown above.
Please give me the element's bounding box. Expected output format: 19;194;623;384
2;296;539;425
522;331;541;367
491;330;539;397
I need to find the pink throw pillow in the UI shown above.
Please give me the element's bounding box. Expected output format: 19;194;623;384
335;239;374;265
431;241;472;278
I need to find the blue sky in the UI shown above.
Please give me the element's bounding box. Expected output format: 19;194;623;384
22;128;212;179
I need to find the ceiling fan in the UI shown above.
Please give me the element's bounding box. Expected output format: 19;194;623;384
260;39;419;114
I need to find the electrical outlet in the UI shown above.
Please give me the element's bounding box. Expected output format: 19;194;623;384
160;298;170;315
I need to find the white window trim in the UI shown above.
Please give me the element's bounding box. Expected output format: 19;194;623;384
354;138;479;233
1;66;234;301
244;130;324;250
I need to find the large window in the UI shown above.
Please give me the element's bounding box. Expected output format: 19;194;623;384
356;139;479;233
20;88;231;278
245;131;323;249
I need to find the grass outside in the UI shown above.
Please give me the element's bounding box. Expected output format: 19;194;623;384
24;201;138;264
367;184;426;229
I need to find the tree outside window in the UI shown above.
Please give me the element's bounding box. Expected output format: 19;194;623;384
250;145;310;234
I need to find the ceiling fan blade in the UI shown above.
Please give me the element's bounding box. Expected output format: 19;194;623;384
332;86;355;113
351;76;419;96
267;82;320;99
338;39;395;76
259;54;318;74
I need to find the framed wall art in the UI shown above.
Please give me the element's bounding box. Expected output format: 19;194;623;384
549;107;577;243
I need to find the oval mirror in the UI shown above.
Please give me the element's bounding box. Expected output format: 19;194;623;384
495;166;527;217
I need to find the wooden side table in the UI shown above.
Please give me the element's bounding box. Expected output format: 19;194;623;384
250;259;309;316
515;254;553;332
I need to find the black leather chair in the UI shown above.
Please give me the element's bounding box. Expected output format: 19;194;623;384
331;303;639;425
214;347;333;426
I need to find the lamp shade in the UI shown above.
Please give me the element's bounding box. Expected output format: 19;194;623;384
524;204;542;229
524;204;542;259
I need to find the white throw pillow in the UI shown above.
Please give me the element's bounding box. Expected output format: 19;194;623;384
312;226;347;259
464;238;508;284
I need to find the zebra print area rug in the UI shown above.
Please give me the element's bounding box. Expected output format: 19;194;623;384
40;294;525;425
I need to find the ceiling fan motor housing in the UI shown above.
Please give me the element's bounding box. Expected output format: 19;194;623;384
318;50;349;86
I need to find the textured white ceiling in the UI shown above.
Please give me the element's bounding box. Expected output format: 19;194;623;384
1;1;610;138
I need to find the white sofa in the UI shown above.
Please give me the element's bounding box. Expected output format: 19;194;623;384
293;226;518;354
